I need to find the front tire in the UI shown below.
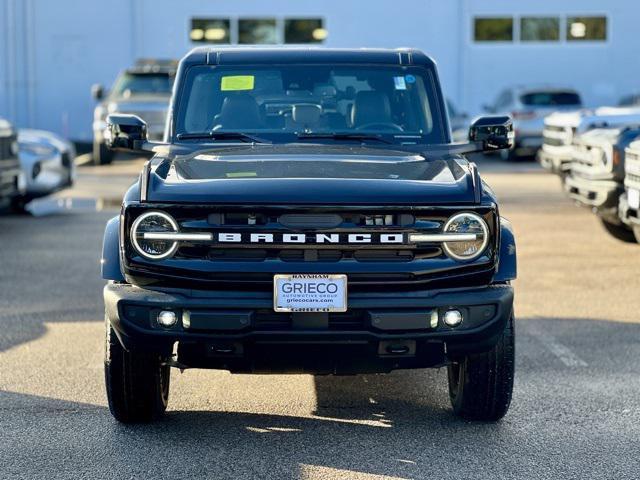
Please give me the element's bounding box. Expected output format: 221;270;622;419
9;197;29;215
104;321;170;423
600;218;636;243
447;314;515;421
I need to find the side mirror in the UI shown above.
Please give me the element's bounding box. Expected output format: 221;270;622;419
106;114;148;151
91;84;105;101
468;115;514;151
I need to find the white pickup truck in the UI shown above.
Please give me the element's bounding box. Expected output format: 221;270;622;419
619;139;640;242
538;107;640;175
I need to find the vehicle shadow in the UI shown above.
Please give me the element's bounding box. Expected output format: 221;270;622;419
3;316;640;478
0;210;110;352
0;384;501;480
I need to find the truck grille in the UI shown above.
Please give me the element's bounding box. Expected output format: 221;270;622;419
0;132;20;195
0;133;17;162
572;144;604;169
543;125;572;147
252;309;368;330
625;148;640;188
124;205;498;292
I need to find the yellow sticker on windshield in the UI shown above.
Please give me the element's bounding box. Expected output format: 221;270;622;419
221;75;255;91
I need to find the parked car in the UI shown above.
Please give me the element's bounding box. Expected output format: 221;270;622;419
91;59;176;165
539;106;640;175
446;99;469;142
618;139;640;242
564;125;640;241
618;93;640;107
101;47;518;423
485;86;582;160
10;129;76;212
0;117;25;211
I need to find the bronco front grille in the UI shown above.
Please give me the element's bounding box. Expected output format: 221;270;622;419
124;205;498;291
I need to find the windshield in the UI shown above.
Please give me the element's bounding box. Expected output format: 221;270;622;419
175;64;446;144
520;91;581;107
110;72;174;98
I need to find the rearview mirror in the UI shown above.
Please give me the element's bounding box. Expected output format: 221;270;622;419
91;84;105;101
106;114;148;151
468;116;514;151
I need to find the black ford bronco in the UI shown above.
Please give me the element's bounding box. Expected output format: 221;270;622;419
101;47;517;423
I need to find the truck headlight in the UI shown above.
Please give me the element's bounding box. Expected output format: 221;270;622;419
130;211;179;260
442;213;490;261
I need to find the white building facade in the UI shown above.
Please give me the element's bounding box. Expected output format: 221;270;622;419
1;0;637;142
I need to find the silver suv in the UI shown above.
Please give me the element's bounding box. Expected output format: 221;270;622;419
485;86;582;160
91;59;176;165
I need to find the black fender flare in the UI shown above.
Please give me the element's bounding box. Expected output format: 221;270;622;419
101;215;124;282
495;217;517;282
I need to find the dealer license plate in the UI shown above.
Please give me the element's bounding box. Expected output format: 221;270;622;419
273;274;347;312
628;188;640;210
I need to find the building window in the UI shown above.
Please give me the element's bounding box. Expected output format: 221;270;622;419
238;19;278;44
474;17;513;42
567;16;607;41
284;19;327;43
520;17;560;41
190;19;230;44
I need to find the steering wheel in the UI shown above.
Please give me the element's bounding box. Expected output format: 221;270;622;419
355;122;404;132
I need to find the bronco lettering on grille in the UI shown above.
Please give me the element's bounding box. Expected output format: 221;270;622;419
215;232;406;244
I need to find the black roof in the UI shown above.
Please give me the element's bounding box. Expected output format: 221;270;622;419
180;47;436;68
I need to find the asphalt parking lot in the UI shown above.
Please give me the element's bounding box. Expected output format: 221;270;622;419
1;156;639;479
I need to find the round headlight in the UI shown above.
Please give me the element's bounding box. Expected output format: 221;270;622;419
130;211;179;260
442;213;490;261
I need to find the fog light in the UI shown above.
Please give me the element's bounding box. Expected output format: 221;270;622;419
443;309;463;327
157;310;177;327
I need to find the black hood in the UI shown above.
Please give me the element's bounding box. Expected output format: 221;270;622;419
146;145;478;205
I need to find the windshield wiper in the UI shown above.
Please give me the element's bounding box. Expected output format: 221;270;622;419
296;132;393;144
176;131;271;143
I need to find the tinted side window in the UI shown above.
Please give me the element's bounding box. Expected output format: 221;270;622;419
520;92;581;106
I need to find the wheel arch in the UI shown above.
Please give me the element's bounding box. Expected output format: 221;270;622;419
102;215;125;282
494;217;517;282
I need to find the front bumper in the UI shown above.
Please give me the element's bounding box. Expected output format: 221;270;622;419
564;174;622;216
105;282;514;374
619;192;640;227
21;152;73;199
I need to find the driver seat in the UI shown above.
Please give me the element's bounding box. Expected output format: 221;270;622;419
213;94;263;130
350;91;392;128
